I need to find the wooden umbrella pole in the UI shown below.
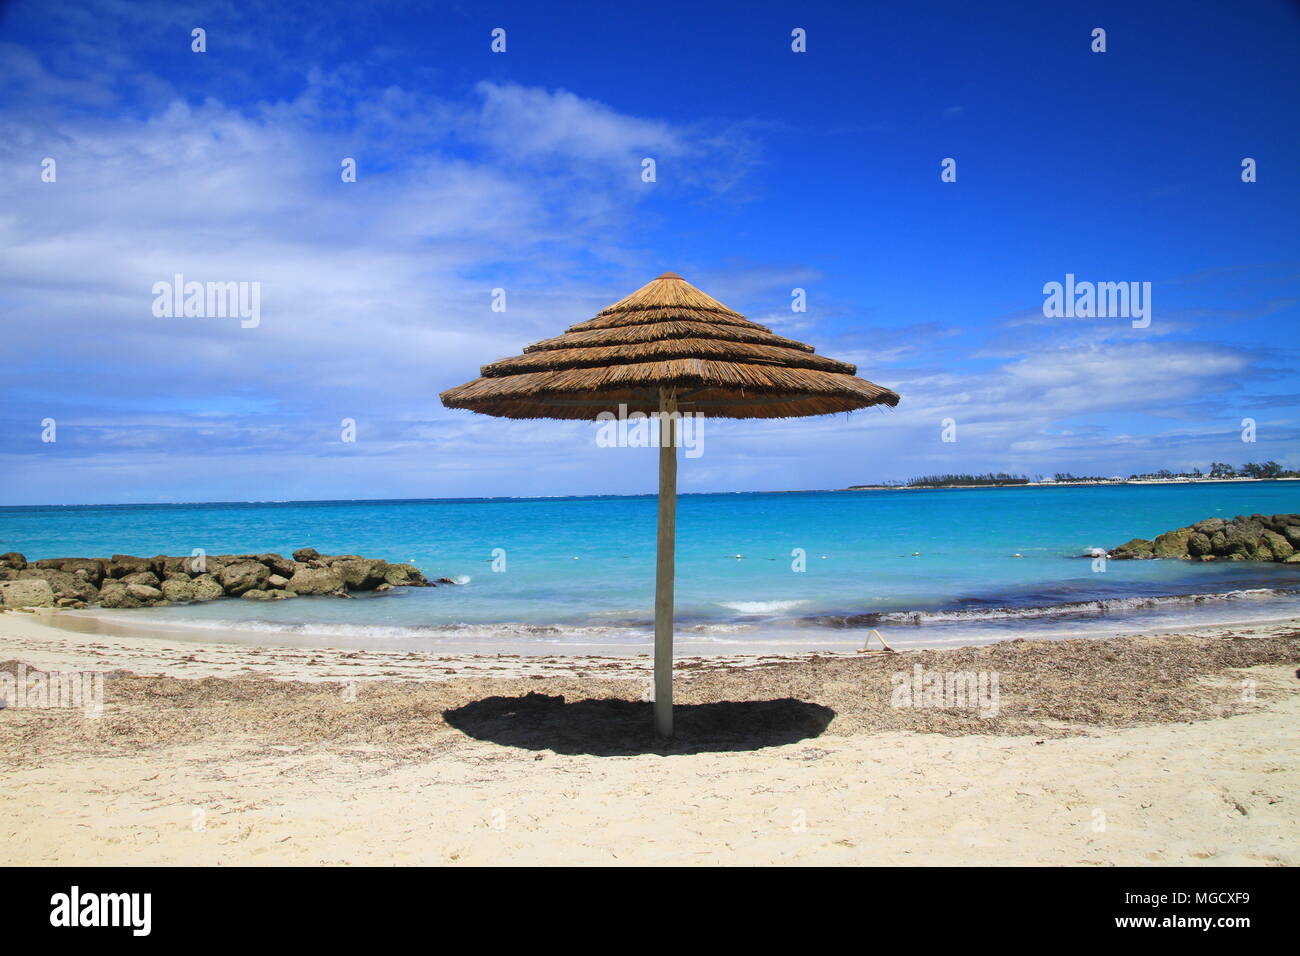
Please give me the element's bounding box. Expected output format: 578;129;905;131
654;388;678;737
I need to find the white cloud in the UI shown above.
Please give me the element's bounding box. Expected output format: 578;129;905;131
474;82;683;168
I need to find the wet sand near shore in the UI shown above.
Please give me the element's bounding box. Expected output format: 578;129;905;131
1;609;1297;865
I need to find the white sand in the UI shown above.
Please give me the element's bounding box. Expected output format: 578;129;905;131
1;608;1297;866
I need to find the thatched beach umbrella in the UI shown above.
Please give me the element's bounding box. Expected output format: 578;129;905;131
441;273;899;736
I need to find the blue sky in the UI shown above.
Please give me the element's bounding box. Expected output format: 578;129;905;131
1;0;1298;505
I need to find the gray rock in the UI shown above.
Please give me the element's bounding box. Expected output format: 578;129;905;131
1119;513;1300;563
161;577;196;603
1261;530;1292;561
97;579;141;609
160;555;199;577
16;547;435;608
1221;526;1256;556
286;566;344;595
1152;528;1194;559
240;589;277;601
0;579;55;608
1108;538;1155;560
126;583;164;602
109;554;156;577
217;560;270;596
1187;532;1212;557
59;558;106;585
383;563;429;587
191;574;225;602
332;557;385;589
16;568;100;602
257;553;297;577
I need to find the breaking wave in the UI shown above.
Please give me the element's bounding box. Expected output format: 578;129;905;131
807;587;1300;628
717;599;808;614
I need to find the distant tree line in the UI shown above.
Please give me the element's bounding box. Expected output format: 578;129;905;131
1053;462;1296;481
852;462;1298;490
1207;461;1292;479
904;472;1030;487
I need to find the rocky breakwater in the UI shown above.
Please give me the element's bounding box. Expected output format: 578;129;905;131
1108;513;1300;563
0;547;448;610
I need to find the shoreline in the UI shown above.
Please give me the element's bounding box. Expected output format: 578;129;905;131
1;609;1297;865
0;607;828;680
5;605;1300;683
16;575;1300;660
2;604;1299;681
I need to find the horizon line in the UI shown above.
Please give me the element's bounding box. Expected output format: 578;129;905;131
3;476;1296;510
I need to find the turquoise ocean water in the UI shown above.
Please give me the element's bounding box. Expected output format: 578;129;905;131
3;482;1300;653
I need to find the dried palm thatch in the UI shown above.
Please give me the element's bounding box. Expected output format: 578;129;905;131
440;273;900;420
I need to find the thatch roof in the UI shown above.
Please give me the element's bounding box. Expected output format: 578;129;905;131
440;273;900;420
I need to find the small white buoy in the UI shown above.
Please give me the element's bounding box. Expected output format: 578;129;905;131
1012;553;1023;558
734;554;743;559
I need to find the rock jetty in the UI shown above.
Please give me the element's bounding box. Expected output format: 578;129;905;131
0;548;449;610
1108;513;1300;563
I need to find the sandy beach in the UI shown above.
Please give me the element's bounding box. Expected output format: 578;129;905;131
1;608;1297;866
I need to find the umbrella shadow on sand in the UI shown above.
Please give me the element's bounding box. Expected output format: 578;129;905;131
443;692;835;756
